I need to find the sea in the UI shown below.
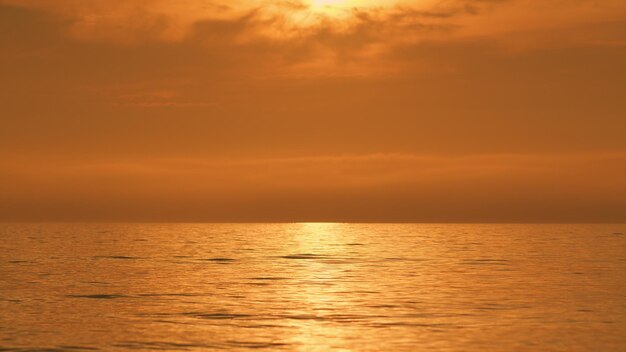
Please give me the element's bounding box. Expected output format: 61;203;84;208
1;223;625;351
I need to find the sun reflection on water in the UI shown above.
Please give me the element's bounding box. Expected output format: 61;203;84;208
283;223;360;349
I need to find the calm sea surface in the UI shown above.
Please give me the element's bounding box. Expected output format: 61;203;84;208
1;223;625;351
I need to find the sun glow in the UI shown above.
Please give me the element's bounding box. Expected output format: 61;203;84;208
305;0;398;18
313;0;346;5
310;0;351;11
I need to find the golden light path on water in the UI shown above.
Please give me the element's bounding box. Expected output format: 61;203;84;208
283;223;356;349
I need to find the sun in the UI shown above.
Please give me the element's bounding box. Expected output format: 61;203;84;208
313;0;343;4
311;0;350;9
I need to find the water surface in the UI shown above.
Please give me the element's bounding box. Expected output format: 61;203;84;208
1;223;625;351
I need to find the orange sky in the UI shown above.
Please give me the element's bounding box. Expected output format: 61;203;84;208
1;0;625;222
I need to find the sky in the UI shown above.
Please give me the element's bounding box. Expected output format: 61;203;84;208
1;0;625;222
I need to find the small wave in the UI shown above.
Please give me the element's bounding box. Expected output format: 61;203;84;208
365;304;399;309
280;314;325;321
371;322;460;328
93;256;141;260
112;341;214;350
474;303;529;311
227;341;289;349
0;347;99;352
183;312;253;320
0;298;21;303
461;259;510;265
66;294;127;300
200;258;236;263
59;347;100;351
382;257;427;262
279;253;329;260
137;293;203;297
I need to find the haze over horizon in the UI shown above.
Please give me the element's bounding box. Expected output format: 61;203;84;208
1;0;625;222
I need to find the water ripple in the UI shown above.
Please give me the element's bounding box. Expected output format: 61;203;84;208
66;294;128;300
2;223;625;351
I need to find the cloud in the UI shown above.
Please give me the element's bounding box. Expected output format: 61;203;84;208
0;0;501;44
115;89;217;108
1;152;625;222
2;0;624;77
1;2;625;161
1;1;625;222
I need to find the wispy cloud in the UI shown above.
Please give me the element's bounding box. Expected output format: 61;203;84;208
0;0;503;43
2;0;624;74
2;152;625;221
1;1;625;221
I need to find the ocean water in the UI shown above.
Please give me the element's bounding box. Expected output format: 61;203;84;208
0;223;625;351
